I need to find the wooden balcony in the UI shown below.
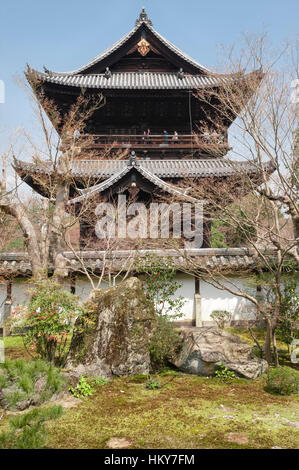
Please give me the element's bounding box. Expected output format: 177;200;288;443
68;133;229;156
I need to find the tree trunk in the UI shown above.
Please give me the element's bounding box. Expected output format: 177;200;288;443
265;318;272;365
272;329;279;367
1;202;44;279
50;180;70;284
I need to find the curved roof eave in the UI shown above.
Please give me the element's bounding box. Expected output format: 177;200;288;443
25;69;230;90
68;164;199;205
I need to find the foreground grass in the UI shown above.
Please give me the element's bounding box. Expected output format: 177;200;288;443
2;336;298;449
44;373;299;449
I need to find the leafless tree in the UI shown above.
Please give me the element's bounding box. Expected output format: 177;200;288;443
178;35;299;365
0;74;109;283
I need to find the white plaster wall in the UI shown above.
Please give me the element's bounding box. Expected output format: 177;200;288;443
76;277;94;302
76;273;195;321
4;275;257;324
0;283;7;323
11;279;29;309
171;273;194;321
0;283;6;307
75;277;93;302
200;278;256;322
75;277;115;302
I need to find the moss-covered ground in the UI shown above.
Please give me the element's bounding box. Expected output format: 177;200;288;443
1;334;298;449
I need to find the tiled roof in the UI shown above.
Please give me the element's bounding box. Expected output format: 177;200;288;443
28;70;230;90
69;162;199;204
14;158;274;180
0;248;260;277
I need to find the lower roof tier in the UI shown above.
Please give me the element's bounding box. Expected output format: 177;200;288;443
14;157;275;180
14;157;275;201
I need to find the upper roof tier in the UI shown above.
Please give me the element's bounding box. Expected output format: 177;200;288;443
35;8;211;77
26;71;239;90
25;8;263;140
26;8;262;94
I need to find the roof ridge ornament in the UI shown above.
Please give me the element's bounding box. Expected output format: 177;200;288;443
43;66;53;76
135;7;153;27
177;68;185;80
128;151;139;166
104;67;112;79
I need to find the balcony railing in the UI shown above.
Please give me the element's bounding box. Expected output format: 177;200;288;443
71;133;227;151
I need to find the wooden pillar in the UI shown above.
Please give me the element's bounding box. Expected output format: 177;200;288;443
3;281;12;337
194;276;202;327
0;327;4;363
70;273;76;294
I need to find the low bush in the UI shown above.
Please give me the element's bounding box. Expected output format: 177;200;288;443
69;375;94;398
149;316;182;370
92;376;108;387
0;405;63;449
145;379;161;390
210;310;232;329
136;254;184;371
215;364;236;381
265;366;299;395
0;359;66;410
10;279;83;366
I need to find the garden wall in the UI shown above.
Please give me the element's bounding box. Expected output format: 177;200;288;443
0;274;258;328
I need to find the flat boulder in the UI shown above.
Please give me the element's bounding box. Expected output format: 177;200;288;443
67;277;156;378
171;327;268;379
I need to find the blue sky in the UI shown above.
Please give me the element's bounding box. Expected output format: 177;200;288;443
0;0;298;155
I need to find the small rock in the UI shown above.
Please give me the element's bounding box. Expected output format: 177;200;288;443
34;376;47;394
106;437;133;449
15;398;33;411
281;419;299;429
226;433;250;445
51;392;81;409
218;405;235;413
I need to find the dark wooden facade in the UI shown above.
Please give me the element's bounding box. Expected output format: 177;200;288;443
26;8;256;159
20;9;273;250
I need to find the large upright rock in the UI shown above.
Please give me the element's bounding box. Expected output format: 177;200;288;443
171;327;268;379
67;277;156;378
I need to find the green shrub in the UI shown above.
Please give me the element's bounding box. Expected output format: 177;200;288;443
92;376;108;386
145;379;161;390
69;375;94;398
265;367;299;395
0;359;66;409
136;254;185;319
0;405;63;449
210;310;232;329
149;316;182;370
276;280;299;348
10;279;83;366
0;373;7;388
136;255;185;371
18;373;34;394
215;364;236;381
